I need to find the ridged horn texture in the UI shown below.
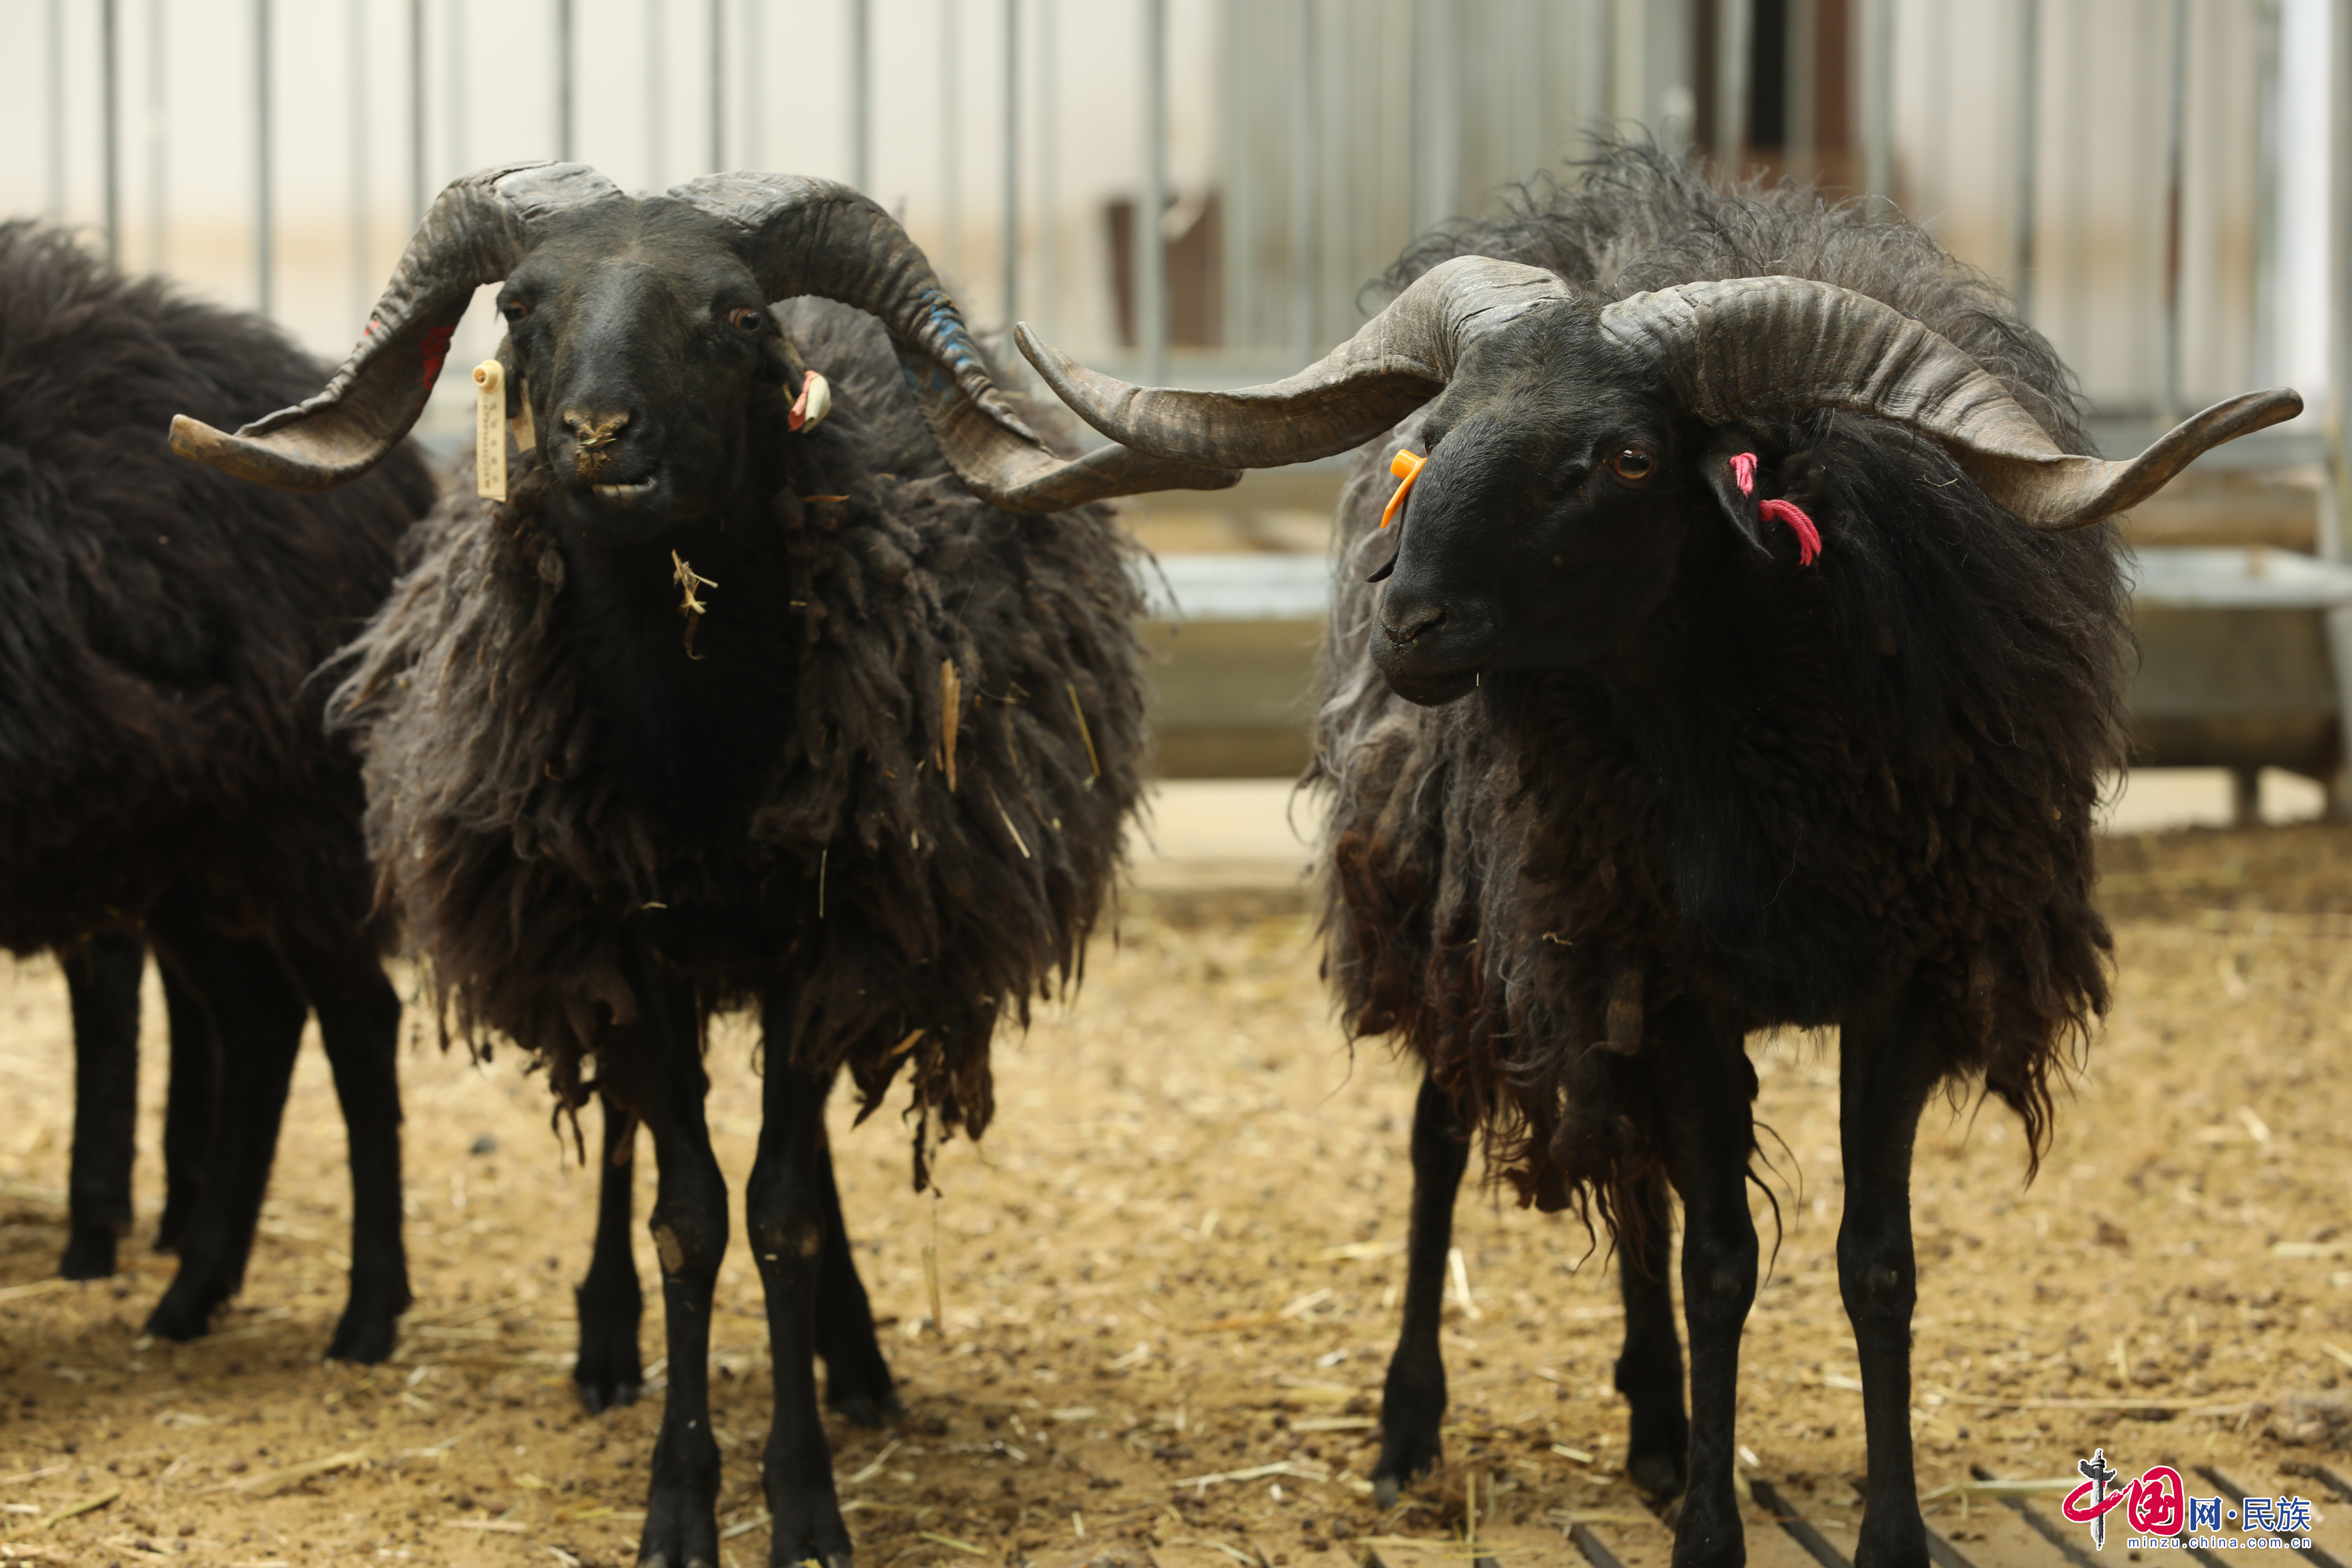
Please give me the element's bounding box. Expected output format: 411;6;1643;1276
1019;257;2299;530
169;161;620;492
1600;276;2305;530
1016;255;1576;469
666;170;1239;511
174;162;1238;509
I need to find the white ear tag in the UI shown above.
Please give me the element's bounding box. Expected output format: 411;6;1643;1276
472;360;508;501
789;369;832;433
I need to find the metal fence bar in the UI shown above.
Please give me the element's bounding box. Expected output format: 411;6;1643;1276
1714;0;1749;179
350;0;371;320
2013;0;2039;319
743;0;762;168
707;0;723;170
2161;0;2187;421
102;0;119;265
408;0;425;220
941;0;960;275
1862;0;1893;209
850;0;871;192
256;0;272;314
1290;0;1318;362
46;0;64;219
647;0;667;187
2252;0;2284;388
1001;0;1019;336
558;0;575;161
445;0;467;176
1139;0;1168;386
1033;0;1058;341
146;0;166;266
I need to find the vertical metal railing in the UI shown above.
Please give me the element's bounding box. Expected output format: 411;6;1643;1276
1714;0;1751;179
558;0;576;161
647;0;669;187
408;0;426;223
1860;0;1893;212
1001;0;1020;337
1138;0;1168;387
146;0;167;267
1289;0;1319;366
849;0;871;193
100;0;119;265
706;0;723;170
2160;0;2188;422
254;0;273;315
2012;0;2040;320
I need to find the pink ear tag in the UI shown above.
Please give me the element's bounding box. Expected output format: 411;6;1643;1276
1728;451;1758;497
1759;498;1821;566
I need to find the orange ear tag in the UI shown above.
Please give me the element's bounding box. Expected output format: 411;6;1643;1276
1381;449;1427;530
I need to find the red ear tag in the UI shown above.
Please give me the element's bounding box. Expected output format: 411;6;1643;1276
1381;449;1426;530
1729;451;1758;496
1759;497;1821;566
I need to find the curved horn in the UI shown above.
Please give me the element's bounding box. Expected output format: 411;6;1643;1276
169;162;625;491
1600;276;2304;530
671;171;1239;510
1015;255;1576;470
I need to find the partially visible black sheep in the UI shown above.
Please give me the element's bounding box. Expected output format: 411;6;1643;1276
0;220;432;1360
1013;142;2298;1568
173;162;1230;1568
55;935;215;1281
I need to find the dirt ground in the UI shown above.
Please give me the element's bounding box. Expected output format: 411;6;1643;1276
7;822;2352;1568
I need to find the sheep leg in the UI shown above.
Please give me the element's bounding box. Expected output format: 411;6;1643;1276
635;958;731;1568
810;1116;903;1427
285;944;412;1364
748;1038;855;1568
155;954;220;1254
1837;994;1942;1568
576;1089;646;1414
1651;1000;1756;1568
59;934;146;1280
1372;1068;1472;1505
141;913;309;1343
1616;1167;1689;1498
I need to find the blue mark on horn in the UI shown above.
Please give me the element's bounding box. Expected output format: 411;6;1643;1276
916;287;985;380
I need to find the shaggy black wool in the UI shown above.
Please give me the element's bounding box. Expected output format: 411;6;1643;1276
332;298;1147;1176
1314;144;2128;1224
0;220;430;955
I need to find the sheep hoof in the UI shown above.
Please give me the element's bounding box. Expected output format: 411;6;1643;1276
1370;1421;1443;1508
144;1274;230;1343
576;1332;646;1414
826;1387;905;1429
58;1227;119;1281
326;1303;402;1365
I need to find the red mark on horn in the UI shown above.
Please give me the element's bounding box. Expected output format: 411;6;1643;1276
1759;498;1821;566
1381;449;1426;530
420;324;455;389
1729;451;1758;496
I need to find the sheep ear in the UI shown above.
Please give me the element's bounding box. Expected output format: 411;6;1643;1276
1699;429;1770;557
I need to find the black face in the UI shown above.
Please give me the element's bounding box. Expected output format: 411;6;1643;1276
1371;305;1702;706
493;200;798;540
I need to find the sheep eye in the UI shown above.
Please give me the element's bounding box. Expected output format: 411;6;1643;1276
727;306;765;334
1609;447;1657;482
499;300;531;324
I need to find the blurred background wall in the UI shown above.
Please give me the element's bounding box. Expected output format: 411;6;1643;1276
5;0;2350;796
1;0;2338;430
